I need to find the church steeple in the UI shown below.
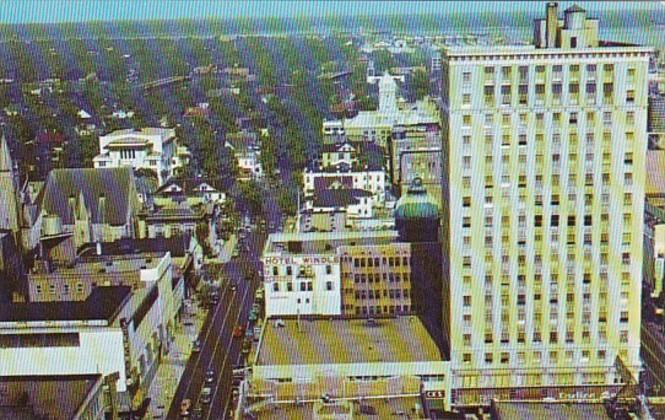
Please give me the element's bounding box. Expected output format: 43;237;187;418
0;132;21;233
0;133;13;173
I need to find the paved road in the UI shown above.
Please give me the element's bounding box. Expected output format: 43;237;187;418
167;231;265;419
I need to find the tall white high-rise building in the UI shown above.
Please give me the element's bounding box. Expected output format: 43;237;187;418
440;3;651;404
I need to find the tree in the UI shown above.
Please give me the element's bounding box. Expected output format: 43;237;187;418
195;222;212;256
236;180;263;216
411;68;430;100
259;133;278;181
276;184;297;216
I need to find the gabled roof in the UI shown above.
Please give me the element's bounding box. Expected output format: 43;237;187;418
321;141;357;153
154;178;223;196
313;188;372;208
95;234;194;258
0;134;13;172
38;167;135;226
565;4;586;13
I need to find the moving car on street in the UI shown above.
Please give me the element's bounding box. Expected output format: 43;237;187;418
200;387;212;404
180;399;192;417
191;339;201;353
205;369;215;384
233;325;244;338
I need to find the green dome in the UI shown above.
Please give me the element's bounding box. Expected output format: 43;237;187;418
394;178;439;219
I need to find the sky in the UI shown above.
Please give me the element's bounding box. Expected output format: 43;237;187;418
0;1;661;24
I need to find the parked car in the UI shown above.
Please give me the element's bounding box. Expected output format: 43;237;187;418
242;338;252;355
233;325;244;338
231;284;237;292
200;387;212;404
205;370;216;384
192;339;201;353
153;404;165;419
180;399;192;417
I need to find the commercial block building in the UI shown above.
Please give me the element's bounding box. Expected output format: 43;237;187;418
441;2;650;405
261;230;399;317
249;316;451;412
0;284;176;413
390;124;443;206
0;374;109;420
338;242;412;316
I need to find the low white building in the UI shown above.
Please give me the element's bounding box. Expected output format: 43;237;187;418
303;162;387;204
302;188;375;228
93;127;189;185
3;252;184;413
0;287;177;413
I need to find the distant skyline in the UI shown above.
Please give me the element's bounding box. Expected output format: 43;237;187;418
0;1;661;25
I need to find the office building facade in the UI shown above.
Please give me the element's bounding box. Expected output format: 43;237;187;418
441;3;650;404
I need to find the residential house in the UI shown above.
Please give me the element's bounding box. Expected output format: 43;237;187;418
225;130;263;180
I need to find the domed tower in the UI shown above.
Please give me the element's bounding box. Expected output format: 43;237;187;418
394;178;440;242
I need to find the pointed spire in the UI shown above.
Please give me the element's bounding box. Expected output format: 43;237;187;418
0;132;13;172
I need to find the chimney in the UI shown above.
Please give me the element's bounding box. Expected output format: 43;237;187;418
546;2;558;48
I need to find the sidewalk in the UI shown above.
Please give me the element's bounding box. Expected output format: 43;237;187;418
145;297;208;418
216;234;237;264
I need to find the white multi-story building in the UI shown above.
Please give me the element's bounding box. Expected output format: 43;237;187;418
93;128;189;185
262;230;399;317
322;72;439;148
441;2;650;404
303;163;387;204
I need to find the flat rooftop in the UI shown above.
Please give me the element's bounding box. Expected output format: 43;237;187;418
0;374;102;420
443;44;652;57
257;316;442;366
253;396;425;419
30;252;165;280
0;286;131;324
264;230;399;255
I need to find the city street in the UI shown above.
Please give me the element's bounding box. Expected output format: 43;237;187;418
167;230;265;419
